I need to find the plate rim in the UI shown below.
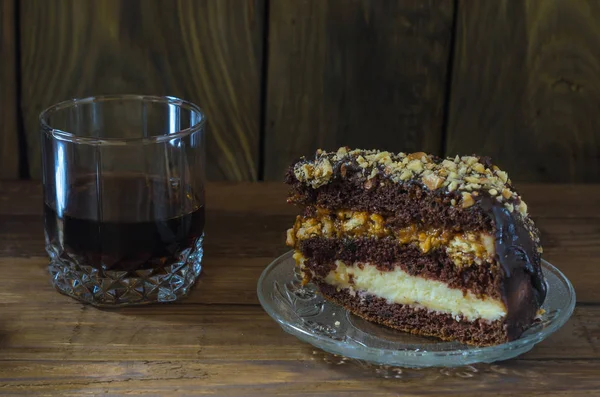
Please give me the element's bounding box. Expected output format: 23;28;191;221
257;250;576;364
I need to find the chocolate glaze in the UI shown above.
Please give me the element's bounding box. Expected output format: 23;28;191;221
479;196;547;338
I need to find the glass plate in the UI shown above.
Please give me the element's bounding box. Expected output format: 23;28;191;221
257;251;576;368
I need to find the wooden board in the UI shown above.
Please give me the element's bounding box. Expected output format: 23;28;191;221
446;0;600;182
0;359;599;396
0;182;599;395
19;0;264;181
263;0;454;180
0;0;19;179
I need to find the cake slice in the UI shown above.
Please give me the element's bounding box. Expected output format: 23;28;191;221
284;148;546;346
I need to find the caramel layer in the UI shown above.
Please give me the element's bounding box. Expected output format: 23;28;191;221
286;208;495;267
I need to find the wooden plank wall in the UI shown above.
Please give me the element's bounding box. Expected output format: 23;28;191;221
447;0;600;183
0;0;19;179
19;0;264;181
263;0;454;180
0;0;599;182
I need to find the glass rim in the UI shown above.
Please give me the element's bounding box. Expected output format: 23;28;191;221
39;94;206;146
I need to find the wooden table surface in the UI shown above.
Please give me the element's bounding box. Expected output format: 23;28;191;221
0;181;598;396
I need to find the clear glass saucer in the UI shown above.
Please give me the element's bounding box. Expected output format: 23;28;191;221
257;251;576;368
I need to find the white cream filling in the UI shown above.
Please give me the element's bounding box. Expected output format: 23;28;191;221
323;260;507;322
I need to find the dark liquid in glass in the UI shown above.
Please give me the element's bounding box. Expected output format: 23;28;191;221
44;174;205;272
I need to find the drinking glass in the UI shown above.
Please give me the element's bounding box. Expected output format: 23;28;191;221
40;95;206;306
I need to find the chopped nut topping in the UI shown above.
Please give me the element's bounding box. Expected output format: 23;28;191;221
461;192;475;208
517;201;528;216
407;152;427;161
291;148;528;213
497;171;508;183
356;155;368;168
366;151;392;165
441;159;457;171
368;168;379;180
399;170;413;181
462;156;478;166
473;163;485;173
286;228;296;246
407;159;424;173
422;173;445;190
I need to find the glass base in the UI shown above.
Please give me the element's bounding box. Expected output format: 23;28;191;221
47;235;204;307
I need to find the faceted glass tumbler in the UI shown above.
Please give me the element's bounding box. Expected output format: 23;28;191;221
40;95;206;306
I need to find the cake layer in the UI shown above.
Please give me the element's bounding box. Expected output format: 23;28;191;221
286;148;529;229
296;238;501;299
317;282;509;346
285;148;546;309
287;208;495;266
284;148;548;345
299;256;506;322
288;179;495;231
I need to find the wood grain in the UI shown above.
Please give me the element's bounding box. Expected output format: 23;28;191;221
0;0;19;179
263;0;454;180
19;0;264;181
0;292;596;362
447;0;600;182
0;359;599;396
0;182;599;395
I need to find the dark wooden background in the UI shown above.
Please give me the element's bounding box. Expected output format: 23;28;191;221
1;0;599;182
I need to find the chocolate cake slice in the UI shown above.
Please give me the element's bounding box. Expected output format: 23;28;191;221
284;148;547;346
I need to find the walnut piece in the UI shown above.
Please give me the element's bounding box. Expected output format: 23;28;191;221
407;152;427;161
422;173;445;190
473;163;485;173
286;228;296;247
407;160;424;173
461;192;475;208
399;170;413;180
